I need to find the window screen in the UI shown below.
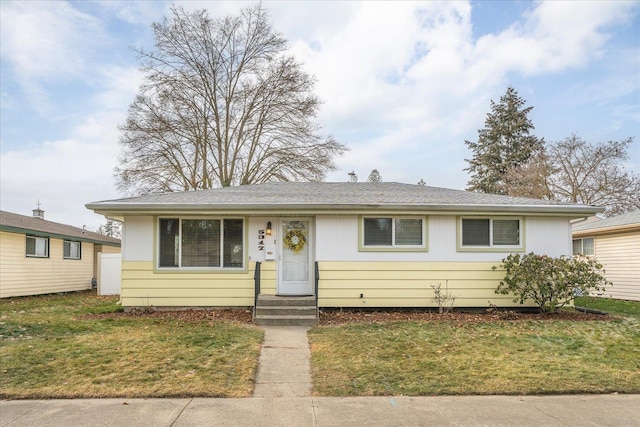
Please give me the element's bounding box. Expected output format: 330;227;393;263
26;236;48;257
493;220;519;245
181;220;220;267
462;219;490;246
159;219;179;267
363;218;392;246
223;219;244;267
395;219;422;245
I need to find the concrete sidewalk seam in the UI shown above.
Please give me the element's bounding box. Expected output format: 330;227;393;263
168;398;193;427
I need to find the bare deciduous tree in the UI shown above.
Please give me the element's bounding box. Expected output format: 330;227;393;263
500;135;639;216
116;5;347;194
500;151;555;200
546;135;639;216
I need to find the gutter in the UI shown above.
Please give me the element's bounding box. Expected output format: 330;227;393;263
86;203;604;217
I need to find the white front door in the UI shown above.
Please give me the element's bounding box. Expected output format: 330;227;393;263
278;219;313;295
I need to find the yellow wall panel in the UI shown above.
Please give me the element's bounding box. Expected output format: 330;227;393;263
1;231;95;298
315;261;530;309
120;296;254;307
118;260;529;308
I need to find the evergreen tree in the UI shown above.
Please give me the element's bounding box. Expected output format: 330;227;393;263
367;169;382;182
465;87;544;194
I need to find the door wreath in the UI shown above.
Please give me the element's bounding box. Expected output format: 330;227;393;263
284;229;307;253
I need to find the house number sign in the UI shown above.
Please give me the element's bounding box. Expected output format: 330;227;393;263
258;229;265;251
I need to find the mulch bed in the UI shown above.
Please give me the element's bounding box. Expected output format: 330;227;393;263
81;308;254;324
81;307;612;325
317;308;613;325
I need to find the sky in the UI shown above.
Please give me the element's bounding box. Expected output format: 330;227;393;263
1;0;639;231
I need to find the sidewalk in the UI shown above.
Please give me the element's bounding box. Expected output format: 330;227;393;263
2;326;639;426
3;395;639;426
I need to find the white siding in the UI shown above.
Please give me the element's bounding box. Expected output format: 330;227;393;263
122;216;153;262
316;215;571;262
248;217;278;264
526;216;572;257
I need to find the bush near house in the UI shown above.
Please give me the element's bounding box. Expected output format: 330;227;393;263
493;253;611;313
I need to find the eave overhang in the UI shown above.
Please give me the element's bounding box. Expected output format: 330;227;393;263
87;202;604;218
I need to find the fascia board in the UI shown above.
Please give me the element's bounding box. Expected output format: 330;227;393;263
87;202;603;218
573;223;640;237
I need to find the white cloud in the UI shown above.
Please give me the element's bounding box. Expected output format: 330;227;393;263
0;1;108;113
287;0;638;185
0;137;120;230
0;63;140;230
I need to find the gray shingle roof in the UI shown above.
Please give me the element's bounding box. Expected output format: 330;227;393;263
0;210;121;246
572;210;640;232
87;182;602;216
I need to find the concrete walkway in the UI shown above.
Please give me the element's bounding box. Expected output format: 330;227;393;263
2;326;639;426
253;326;312;398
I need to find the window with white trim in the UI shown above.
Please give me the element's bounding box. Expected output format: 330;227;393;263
158;218;244;268
362;217;424;248
572;237;594;256
461;218;522;247
26;236;49;258
63;241;81;259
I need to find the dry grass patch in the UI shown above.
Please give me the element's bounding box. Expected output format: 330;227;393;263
310;306;640;396
1;291;263;399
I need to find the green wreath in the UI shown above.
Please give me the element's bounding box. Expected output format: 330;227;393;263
284;229;307;253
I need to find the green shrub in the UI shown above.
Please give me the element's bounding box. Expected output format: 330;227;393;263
493;253;611;313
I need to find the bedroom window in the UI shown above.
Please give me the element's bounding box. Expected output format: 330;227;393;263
572;237;594;256
158;218;244;269
26;236;49;258
63;241;81;259
460;218;522;248
362;217;425;248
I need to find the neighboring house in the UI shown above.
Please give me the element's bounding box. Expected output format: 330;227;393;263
0;209;121;298
86;182;601;312
572;210;640;301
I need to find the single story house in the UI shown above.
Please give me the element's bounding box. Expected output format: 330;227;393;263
0;209;121;298
86;182;602;315
572;210;640;301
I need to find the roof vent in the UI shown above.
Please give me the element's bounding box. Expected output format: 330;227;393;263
32;200;45;219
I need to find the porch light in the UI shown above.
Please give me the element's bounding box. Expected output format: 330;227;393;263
266;221;272;235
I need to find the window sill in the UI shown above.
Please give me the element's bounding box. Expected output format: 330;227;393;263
359;246;428;253
457;246;525;253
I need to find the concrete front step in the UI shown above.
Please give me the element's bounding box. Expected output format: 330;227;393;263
256;295;316;307
255;306;317;317
254;315;318;327
254;294;318;326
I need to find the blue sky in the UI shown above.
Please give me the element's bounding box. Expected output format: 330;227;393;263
1;0;639;230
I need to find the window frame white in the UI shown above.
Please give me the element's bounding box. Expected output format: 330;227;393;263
63;240;81;260
458;216;524;250
360;216;427;251
26;235;49;258
156;217;245;270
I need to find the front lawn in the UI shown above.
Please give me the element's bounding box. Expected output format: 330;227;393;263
0;291;263;399
309;300;640;396
575;296;640;318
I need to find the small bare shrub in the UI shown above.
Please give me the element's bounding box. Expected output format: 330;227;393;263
431;281;456;314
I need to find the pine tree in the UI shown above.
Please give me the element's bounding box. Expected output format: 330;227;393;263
465;87;544;194
367;169;382;182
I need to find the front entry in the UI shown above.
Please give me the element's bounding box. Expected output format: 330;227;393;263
278;219;314;295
